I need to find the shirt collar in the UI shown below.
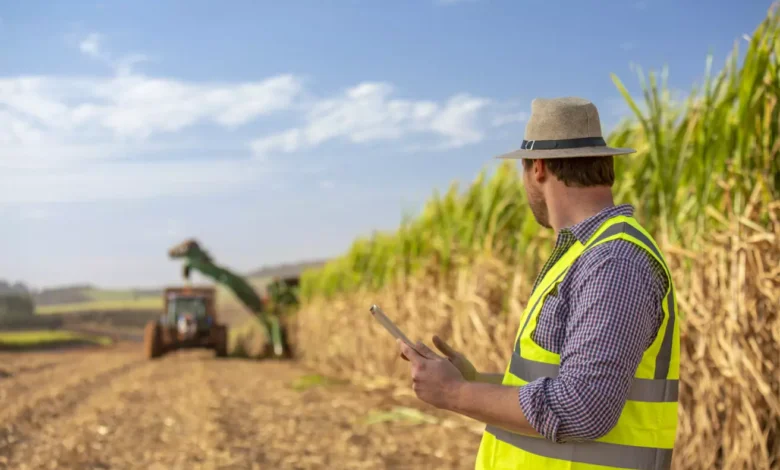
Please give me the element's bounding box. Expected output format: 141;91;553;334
557;204;635;245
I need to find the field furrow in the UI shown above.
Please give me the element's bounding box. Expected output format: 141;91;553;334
0;344;483;469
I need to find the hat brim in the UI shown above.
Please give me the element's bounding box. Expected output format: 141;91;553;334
495;146;636;160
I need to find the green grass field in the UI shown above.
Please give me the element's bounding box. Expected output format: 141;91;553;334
32;284;164;315
0;330;113;349
32;274;283;318
35;296;163;315
81;288;156;302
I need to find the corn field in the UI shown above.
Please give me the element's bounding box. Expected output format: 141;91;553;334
293;5;780;470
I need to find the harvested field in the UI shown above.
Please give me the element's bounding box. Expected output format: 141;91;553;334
0;343;484;470
0;330;113;351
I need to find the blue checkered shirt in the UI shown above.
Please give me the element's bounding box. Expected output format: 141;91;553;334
517;204;668;443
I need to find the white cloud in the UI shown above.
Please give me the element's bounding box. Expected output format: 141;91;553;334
75;32;151;75
429;93;490;147
113;53;152;76
1;73;303;139
491;111;529;127
251;82;491;156
319;180;335;190
0;73;303;170
0;31;292;203
251;128;303;155
0;33;304;164
79;33;103;59
0;32;525;203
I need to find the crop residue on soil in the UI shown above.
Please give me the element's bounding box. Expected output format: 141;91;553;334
0;344;482;469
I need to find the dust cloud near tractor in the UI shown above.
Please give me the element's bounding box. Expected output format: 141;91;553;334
143;286;228;359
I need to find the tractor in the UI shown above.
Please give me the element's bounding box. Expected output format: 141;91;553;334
143;286;228;359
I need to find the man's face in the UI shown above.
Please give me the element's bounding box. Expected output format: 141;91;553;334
523;160;551;229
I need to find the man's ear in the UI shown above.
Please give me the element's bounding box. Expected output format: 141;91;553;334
532;159;547;183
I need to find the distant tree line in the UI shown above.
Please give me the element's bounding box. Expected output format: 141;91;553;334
0;280;34;317
0;280;30;295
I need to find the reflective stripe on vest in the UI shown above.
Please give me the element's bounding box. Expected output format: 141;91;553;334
475;216;680;470
487;426;673;470
507;353;678;403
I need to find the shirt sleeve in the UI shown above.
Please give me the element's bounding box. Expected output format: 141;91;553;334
518;255;664;442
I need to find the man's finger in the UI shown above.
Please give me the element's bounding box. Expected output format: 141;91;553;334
432;335;458;358
398;339;424;363
415;341;443;360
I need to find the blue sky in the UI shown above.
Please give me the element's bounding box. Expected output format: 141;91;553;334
0;0;772;289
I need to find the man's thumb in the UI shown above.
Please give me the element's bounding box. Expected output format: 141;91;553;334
432;335;458;358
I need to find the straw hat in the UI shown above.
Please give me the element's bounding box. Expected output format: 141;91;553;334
496;97;635;159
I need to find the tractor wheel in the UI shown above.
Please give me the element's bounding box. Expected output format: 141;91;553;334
213;325;228;358
144;321;163;359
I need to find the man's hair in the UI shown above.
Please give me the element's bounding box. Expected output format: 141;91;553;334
521;155;615;187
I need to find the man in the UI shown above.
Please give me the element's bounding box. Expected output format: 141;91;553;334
398;97;679;470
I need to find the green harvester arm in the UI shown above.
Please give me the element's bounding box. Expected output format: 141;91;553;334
168;239;284;357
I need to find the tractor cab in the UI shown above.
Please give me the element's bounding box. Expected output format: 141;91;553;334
162;287;216;338
165;292;211;333
144;285;227;359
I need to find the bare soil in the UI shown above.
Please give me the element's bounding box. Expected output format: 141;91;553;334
0;342;483;470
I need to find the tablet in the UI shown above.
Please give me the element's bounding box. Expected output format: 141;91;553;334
369;304;421;354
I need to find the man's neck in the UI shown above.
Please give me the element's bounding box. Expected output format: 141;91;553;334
547;185;615;235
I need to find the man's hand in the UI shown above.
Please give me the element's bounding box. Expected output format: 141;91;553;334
398;339;465;409
398;339;539;436
399;335;478;379
432;335;479;382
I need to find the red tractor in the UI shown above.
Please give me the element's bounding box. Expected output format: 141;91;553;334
143;286;228;359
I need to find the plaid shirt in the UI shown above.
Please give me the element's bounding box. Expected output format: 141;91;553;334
517;204;668;443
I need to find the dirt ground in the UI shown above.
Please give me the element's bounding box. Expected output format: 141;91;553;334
0;342;484;470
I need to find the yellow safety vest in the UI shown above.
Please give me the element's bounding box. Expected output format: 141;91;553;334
474;215;680;470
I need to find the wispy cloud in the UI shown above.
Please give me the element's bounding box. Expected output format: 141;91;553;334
0;32;526;203
7;73;298;132
0;33;305;202
79;33;103;59
251;82;492;156
491;111;529;127
76;32;151;75
0;71;303;171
